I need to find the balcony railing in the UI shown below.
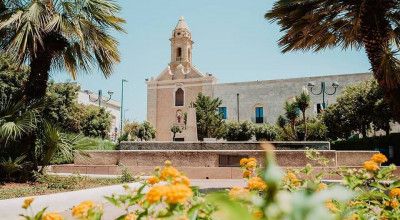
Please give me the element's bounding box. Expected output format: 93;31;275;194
176;57;183;62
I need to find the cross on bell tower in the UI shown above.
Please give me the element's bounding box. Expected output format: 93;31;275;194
169;16;193;72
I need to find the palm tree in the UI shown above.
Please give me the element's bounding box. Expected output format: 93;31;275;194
295;88;311;141
0;0;125;102
284;99;300;139
266;0;400;121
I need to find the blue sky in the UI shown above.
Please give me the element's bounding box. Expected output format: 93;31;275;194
53;0;370;122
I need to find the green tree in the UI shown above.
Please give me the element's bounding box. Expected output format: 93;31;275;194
0;54;28;99
283;99;300;140
295;88;311;141
43;82;82;133
170;125;182;141
225;121;254;141
192;93;226;140
80;105;112;139
123;121;141;141
266;0;400;122
137;121;156;141
323;79;394;140
0;0;125;102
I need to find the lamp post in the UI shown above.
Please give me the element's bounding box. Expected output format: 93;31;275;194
84;89;113;107
120;79;128;134
307;81;339;109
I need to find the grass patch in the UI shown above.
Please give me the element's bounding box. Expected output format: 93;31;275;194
0;174;128;200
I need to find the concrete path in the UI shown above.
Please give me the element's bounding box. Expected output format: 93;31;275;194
0;179;246;220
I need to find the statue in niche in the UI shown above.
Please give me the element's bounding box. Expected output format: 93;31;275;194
176;110;183;123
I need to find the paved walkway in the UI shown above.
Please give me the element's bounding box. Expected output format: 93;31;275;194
0;179;246;220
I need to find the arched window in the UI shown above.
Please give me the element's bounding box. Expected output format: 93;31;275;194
175;88;184;106
177;47;182;60
188;48;191;61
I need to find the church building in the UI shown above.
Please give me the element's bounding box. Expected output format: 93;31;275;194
146;17;371;141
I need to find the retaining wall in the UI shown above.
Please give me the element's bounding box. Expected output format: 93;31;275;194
119;141;330;150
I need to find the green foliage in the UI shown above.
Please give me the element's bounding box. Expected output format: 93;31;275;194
170;124;183;141
80;105;112;139
0;0;125;79
136;121;156;141
323;79;394;140
303;118;328;141
0;54;28;99
296;88;311;140
0;174;123;199
43;82;83;133
225;121;254;141
193;93;226;140
254;123;278;141
123;121;141;140
35;122;80;171
120;167;134;183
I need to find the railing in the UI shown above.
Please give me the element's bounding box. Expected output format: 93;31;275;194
176;57;183;62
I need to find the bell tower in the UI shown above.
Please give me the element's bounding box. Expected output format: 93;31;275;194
169;16;193;72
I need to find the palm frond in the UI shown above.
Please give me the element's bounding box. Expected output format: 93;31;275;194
0;98;38;144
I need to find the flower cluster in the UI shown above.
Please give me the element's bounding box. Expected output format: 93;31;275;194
145;160;193;205
19;152;400;220
239;157;258;179
20;197;65;220
363;153;388;172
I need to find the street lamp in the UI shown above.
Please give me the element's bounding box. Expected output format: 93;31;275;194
84;89;113;107
307;81;339;109
120;79;128;133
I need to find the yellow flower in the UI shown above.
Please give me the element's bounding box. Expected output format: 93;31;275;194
247;177;267;191
173;175;190;186
391;200;399;209
41;212;64;220
165;184;193;204
147;176;160;185
71;200;95;218
325;200;339;213
390;188;400;198
285;172;301;187
371;153;388;164
164;160;172;166
240;158;249;166
242;170;252;178
22;197;34;209
125;213;137;220
160;166;181;180
252;210;263;219
229;187;249;199
363;160;379;172
246;160;257;169
317;183;327;192
146;185;168;204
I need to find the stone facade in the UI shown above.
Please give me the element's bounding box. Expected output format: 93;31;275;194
147;17;372;141
214;73;371;124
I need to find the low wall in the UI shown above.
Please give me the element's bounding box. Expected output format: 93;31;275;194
119;141;330;150
74;150;375;168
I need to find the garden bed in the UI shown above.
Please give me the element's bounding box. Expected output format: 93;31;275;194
0;175;126;200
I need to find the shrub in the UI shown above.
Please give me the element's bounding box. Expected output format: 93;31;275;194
20;150;400;219
254;124;278;141
225;121;254;141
